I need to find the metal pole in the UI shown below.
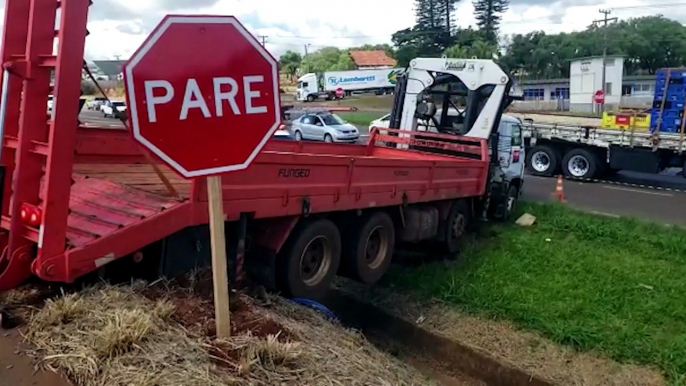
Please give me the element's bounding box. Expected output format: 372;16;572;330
0;69;10;160
595;9;617;113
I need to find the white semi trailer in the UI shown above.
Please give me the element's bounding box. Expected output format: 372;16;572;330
296;68;404;102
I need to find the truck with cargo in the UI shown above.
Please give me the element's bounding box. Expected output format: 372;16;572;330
296;68;404;102
521;68;686;179
0;1;521;300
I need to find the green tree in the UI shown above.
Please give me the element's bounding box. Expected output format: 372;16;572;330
473;0;509;43
278;50;302;80
444;40;498;59
300;47;355;73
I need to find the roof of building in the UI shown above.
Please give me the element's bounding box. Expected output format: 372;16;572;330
93;60;126;76
348;50;396;67
570;55;625;61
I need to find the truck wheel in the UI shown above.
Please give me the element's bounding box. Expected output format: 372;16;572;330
502;185;519;221
442;200;471;254
340;212;395;284
306;95;315;102
526;145;560;176
276;219;341;300
562;148;599;179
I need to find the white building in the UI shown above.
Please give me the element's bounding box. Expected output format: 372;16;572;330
569;55;624;112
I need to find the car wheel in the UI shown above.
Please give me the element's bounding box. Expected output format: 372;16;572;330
340;211;395;284
324;134;333;143
562;148;599;179
294;130;303;141
276;219;341;300
526;145;560;176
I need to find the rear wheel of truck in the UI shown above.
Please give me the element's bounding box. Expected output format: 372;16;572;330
526;145;560;176
340;211;395;284
441;200;471;254
276;219;341;300
562;148;599;179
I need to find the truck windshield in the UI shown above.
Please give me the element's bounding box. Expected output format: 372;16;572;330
320;114;345;126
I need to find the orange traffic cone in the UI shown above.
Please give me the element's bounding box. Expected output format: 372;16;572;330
551;175;566;202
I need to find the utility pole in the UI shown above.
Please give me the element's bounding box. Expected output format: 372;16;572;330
257;35;267;46
304;43;310;57
594;9;617;112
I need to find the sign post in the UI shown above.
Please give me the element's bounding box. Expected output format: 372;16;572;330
123;15;281;338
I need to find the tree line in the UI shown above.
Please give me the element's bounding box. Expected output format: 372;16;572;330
279;0;686;80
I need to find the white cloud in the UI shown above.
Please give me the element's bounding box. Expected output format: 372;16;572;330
76;0;686;60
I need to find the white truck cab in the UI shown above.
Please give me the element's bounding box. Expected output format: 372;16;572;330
381;57;524;220
296;73;320;102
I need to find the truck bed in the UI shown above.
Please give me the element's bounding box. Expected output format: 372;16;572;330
524;122;686;151
9;131;489;286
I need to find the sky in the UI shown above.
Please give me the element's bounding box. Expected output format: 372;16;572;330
3;0;686;60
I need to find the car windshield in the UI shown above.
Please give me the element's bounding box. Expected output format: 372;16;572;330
112;102;125;107
319;114;345;126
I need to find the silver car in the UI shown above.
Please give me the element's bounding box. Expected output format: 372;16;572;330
291;113;359;143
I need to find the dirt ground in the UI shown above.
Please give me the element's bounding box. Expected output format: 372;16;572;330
0;280;441;386
0;330;70;386
336;279;666;386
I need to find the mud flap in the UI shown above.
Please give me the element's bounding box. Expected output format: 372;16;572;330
245;245;277;291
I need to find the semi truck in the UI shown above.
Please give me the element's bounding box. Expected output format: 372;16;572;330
521;68;686;180
521;119;686;179
296;68;404;102
0;0;522;300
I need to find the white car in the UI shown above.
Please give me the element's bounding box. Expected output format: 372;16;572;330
86;97;107;111
102;101;126;118
291;112;359;143
369;114;391;133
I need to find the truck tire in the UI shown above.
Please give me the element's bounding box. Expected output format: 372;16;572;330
441;200;471;254
340;211;395;284
276;219;341;300
526;145;560;176
306;94;315;102
562;148;599;179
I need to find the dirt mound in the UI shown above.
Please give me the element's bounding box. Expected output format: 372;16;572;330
13;282;432;386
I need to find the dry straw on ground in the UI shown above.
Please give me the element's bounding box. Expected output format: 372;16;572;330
21;282;432;386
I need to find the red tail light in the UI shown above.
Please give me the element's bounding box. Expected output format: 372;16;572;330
20;203;42;227
513;149;521;163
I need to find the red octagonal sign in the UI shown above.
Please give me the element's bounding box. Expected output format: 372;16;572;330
123;15;281;178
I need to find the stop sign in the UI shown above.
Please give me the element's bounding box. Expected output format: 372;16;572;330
594;90;605;104
335;88;344;98
123;16;281;178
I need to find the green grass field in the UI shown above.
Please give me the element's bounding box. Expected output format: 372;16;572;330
386;203;686;382
337;111;385;127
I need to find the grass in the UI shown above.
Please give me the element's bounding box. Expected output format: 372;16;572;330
337;111;385;127
386;202;686;383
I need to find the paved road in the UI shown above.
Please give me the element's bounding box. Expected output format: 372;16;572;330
522;174;686;225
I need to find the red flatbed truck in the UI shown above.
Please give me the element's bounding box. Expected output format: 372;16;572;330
0;0;517;299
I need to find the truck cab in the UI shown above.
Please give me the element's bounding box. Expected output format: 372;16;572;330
383;57;524;219
296;73;320;102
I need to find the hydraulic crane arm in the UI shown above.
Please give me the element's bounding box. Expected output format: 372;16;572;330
388;58;513;140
